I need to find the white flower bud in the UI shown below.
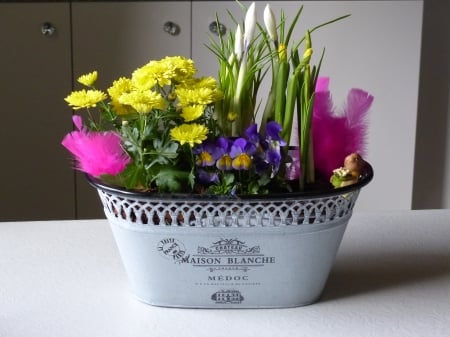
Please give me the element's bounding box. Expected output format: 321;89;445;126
234;24;243;61
243;2;256;52
264;4;278;44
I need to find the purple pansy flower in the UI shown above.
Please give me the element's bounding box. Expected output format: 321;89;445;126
215;137;233;170
197;169;219;184
264;121;286;174
265;121;286;144
245;123;260;144
230;138;256;170
193;139;222;167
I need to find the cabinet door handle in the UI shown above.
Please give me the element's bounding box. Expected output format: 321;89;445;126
209;22;227;36
41;22;56;37
163;21;181;36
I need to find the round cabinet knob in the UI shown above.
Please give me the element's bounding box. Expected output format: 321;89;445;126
163;21;181;36
209;22;227;36
41;22;56;37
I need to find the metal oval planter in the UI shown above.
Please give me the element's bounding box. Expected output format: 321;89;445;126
87;164;373;308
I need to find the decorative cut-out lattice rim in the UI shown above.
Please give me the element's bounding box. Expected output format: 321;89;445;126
87;163;373;227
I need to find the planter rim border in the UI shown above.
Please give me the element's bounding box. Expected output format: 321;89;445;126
86;162;373;201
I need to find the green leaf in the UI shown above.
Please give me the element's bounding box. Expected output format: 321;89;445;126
248;181;260;194
154;167;191;193
121;164;145;190
223;172;235;186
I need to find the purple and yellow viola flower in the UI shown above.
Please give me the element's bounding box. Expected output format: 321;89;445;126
230;137;257;170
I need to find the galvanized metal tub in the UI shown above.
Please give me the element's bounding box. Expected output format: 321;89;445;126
88;164;372;308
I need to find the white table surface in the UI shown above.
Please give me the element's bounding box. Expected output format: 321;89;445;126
1;210;450;337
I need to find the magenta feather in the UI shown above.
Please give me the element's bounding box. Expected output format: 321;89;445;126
312;77;374;179
61;115;131;177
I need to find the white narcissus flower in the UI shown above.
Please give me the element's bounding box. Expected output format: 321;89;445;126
243;2;256;52
264;4;278;45
234;24;243;61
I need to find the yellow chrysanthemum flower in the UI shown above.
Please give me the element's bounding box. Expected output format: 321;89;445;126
77;71;98;87
132;63;159;90
160;56;197;83
107;77;133;100
170;123;208;147
176;82;221;114
180;104;205;122
64;89;107;110
110;99;135;116
107;77;135;115
191;76;218;90
179;76;221;94
176;87;222;107
118;90;166;114
132;56;197;90
149;59;177;87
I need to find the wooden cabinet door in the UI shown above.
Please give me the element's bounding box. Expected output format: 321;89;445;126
0;3;74;220
71;1;191;218
192;1;423;211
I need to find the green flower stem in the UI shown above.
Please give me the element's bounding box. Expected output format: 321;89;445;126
299;63;315;189
260;58;278;130
297;31;316;189
233;56;246;135
84;107;98;130
281;68;298;143
274;59;289;126
131;114;146;173
98;102;110;126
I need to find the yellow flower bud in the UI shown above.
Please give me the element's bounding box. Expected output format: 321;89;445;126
77;71;98;87
302;48;313;62
278;44;287;61
168;92;177;101
227;111;237;122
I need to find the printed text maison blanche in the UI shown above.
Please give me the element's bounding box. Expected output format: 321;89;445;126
182;256;276;265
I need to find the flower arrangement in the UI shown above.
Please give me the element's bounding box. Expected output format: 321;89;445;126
62;2;373;195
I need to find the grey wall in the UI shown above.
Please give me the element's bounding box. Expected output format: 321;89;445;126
412;0;450;209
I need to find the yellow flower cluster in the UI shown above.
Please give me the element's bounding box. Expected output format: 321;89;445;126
176;77;223;122
107;77;134;115
65;56;223;149
117;89;166;114
132;56;196;89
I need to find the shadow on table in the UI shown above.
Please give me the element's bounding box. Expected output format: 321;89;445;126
321;250;450;301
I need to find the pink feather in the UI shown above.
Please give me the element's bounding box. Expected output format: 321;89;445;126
312;77;374;179
61;115;131;177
